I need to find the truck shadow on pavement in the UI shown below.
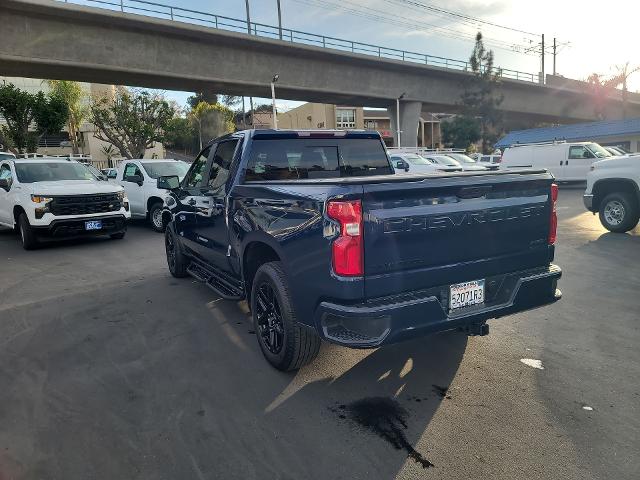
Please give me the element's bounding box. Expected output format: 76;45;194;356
0;274;466;480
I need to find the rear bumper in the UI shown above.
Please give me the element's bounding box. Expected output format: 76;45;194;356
583;194;594;211
32;215;127;240
314;265;562;347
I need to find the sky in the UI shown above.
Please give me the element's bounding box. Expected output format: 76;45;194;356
70;0;640;110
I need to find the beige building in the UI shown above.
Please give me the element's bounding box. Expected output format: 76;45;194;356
277;103;441;147
0;77;164;162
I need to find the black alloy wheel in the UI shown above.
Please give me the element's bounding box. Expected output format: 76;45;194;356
255;282;285;355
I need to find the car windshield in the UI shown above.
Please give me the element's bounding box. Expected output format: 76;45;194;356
428;155;461;166
14;162;96;183
586;143;612;158
404;154;431;165
83;164;104;179
446;153;476;164
141;161;190;179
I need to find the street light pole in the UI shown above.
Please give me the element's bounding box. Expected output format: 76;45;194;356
245;0;251;34
276;0;283;40
396;92;405;147
271;74;279;129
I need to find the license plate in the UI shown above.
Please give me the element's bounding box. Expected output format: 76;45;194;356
449;279;485;311
85;220;102;231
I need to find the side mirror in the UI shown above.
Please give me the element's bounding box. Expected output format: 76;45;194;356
157;175;180;190
0;178;9;191
107;172;117;179
126;174;144;186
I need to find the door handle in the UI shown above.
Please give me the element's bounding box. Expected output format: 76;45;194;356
188;198;196;206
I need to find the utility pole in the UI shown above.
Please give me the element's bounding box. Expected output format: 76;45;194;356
276;0;283;40
249;97;254;127
396;92;405;147
553;37;557;76
245;0;251;34
541;34;545;83
271;74;279;129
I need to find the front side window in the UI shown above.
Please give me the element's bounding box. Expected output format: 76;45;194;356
123;163;142;180
336;109;356;129
569;146;593;159
208;140;239;193
0;164;12;189
15;162;96;183
183;146;211;188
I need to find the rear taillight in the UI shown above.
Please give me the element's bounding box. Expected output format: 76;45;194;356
327;200;363;277
549;183;558;245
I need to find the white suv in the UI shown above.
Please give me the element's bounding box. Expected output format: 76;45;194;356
584;155;640;232
116;159;189;231
0;158;131;249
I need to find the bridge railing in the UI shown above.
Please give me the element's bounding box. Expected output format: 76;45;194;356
61;0;538;84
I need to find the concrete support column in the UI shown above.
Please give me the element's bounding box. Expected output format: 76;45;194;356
387;101;422;148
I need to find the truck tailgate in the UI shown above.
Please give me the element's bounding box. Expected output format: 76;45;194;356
362;172;554;299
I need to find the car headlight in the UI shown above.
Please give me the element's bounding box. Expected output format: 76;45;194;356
116;190;125;201
31;195;53;204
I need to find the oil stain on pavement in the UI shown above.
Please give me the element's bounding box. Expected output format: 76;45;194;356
330;397;435;469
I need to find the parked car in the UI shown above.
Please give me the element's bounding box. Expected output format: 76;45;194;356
0;157;130;249
501;141;615;181
81;162;108;181
421;154;464;172
583;154;640;232
470;153;502;169
116;159;189;231
604;146;628;156
443;153;488;171
0;151;16;161
158;129;562;371
102;167;118;179
389;153;441;174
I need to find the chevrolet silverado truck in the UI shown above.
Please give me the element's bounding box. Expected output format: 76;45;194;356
158;130;562;371
0;157;130;249
583;154;640;232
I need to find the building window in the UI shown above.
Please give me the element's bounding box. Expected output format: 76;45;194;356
365;120;378;129
336;109;356;129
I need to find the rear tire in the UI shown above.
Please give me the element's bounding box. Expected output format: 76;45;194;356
165;224;188;278
251;261;321;371
149;202;165;232
18;214;38;250
598;192;640;233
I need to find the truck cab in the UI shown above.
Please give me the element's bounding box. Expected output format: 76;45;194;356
116;159;189;231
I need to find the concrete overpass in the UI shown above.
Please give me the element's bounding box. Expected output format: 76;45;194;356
2;0;639;147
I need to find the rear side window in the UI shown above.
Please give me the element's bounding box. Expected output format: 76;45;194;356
244;138;392;181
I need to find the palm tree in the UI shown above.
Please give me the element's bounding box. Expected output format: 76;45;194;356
45;80;87;154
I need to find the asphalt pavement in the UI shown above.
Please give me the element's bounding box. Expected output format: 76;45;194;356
0;188;638;480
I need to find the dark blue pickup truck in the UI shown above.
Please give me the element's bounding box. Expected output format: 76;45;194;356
158;129;561;371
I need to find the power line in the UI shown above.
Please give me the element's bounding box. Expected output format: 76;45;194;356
386;0;539;37
291;0;541;56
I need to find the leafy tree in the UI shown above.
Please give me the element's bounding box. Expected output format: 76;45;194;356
90;89;175;159
187;91;218;109
441;116;481;149
220;95;242;108
165;116;197;153
189;101;234;149
100;144;118;168
460;32;504;153
0;82;69;154
45;80;87;154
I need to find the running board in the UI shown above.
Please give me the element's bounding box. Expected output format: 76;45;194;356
187;260;245;300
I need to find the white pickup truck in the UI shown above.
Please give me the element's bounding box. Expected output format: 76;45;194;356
584;155;640;232
0;157;131;249
115;159;189;231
